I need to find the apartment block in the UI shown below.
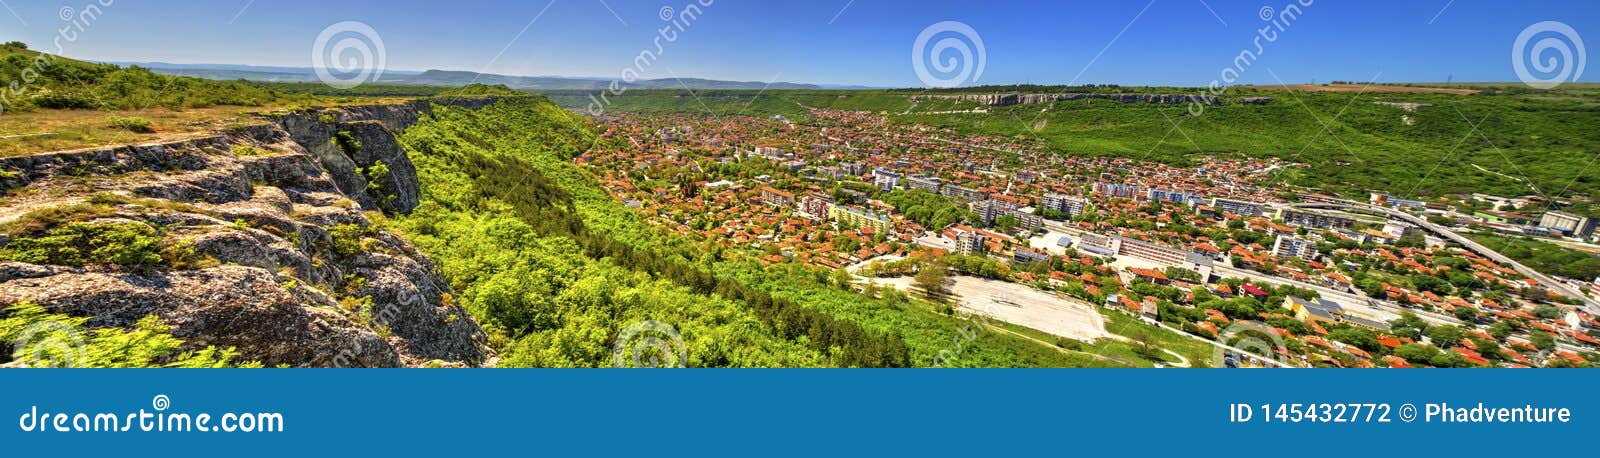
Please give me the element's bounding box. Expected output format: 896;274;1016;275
1272;235;1320;260
1211;197;1266;217
1278;208;1357;230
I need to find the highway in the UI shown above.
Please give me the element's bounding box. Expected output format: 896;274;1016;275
1289;199;1600;314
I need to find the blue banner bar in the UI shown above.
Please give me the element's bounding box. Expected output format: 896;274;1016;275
2;369;1594;456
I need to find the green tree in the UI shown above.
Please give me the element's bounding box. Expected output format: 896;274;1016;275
1488;321;1514;340
1530;330;1556;352
1428;325;1465;348
914;262;950;300
1532;304;1563;320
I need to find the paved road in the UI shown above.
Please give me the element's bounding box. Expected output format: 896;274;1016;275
1045;215;1596;354
1290;199;1600;314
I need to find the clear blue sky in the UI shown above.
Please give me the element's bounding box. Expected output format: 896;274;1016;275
1;0;1595;87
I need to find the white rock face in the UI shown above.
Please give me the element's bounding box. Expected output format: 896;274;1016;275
0;100;506;367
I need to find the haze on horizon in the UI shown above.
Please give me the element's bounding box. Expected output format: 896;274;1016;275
0;0;1596;88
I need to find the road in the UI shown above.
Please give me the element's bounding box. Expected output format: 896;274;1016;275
1042;219;1457;326
1044;215;1596;354
1290;199;1600;314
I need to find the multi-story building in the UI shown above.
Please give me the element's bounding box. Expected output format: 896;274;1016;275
1113;236;1215;280
840;161;865;175
990;195;1024;214
1011;212;1043;231
1278;208;1357;230
1014;247;1051;264
941;184;986;202
753;146;784;159
1211;197;1266;217
907;175;943;193
761;187;795;207
1381;220;1421;239
1077;233;1118;257
1040;193;1088;218
829;206;892;234
1272;235;1320;260
970;199;1042;231
970;200;1002;224
1540;211;1597;238
1147;188;1204;206
872;168;901;191
799;193;834;220
1092;182;1141;199
955;229;988;255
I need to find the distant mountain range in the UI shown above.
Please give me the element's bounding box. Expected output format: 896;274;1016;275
106;62;877;90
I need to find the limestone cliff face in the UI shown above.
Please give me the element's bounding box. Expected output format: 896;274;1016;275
0;100;497;367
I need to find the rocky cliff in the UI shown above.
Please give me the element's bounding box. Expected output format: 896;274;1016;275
0;98;500;367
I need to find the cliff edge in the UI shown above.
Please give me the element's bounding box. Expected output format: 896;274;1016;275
0;98;502;367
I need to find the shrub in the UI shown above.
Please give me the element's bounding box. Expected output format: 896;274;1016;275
107;115;155;133
334;130;361;153
32;91;102;109
0;302;252;368
363;160;390;191
0;221;165;270
326;223;375;257
231;145;272;156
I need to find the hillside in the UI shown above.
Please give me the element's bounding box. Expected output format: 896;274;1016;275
0;84;1121;367
0;100;496;367
389;97;1118;367
0;45;370;156
543;87;1600;202
0;43;303;115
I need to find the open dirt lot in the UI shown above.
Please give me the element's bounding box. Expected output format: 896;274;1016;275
946;276;1109;341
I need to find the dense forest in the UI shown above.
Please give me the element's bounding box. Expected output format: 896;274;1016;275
1470;234;1600;282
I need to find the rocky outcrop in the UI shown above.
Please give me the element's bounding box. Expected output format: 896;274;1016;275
273;103;427;214
909;93;1273;107
0;99;499;367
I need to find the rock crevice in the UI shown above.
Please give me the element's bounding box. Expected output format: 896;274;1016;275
0;99;501;367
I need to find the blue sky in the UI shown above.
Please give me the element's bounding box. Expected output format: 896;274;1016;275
1;0;1595;87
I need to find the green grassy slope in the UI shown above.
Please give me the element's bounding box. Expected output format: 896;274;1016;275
0;43;303;114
